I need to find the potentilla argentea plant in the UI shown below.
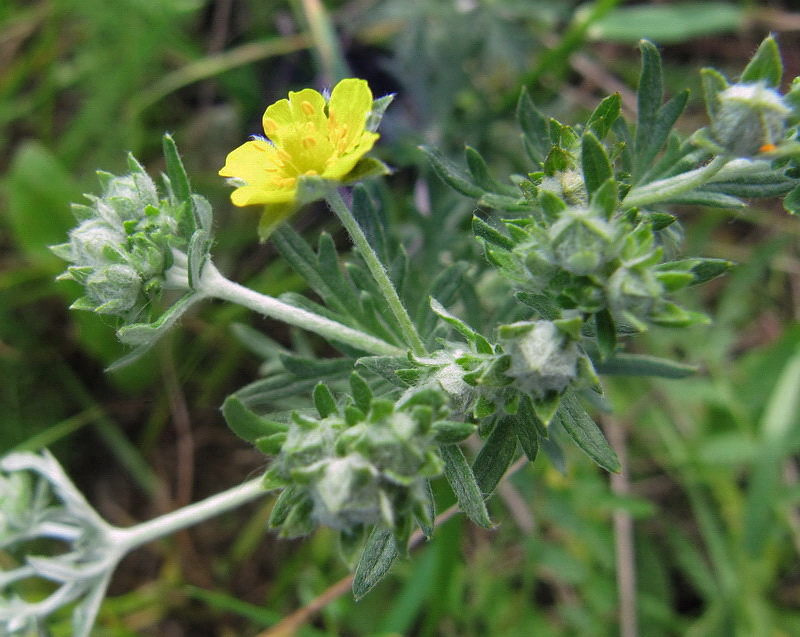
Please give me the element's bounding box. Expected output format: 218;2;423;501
3;37;800;635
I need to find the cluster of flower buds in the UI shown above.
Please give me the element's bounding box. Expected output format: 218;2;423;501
51;136;212;323
404;301;597;426
257;374;474;556
479;184;713;334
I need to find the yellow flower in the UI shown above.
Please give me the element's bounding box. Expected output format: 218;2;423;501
219;78;379;208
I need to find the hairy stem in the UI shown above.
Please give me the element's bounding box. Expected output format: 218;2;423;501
326;189;427;356
110;477;266;552
198;260;404;357
623;154;730;208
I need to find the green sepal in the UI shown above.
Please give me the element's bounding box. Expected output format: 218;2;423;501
433;420;478;444
440;444;493;528
162;133;191;204
343;156;392;184
222;394;289;444
543;146;573;176
581;131;613;199
532;391;562;427
590;178;619;220
258;202;299;242
312;382;338;418
255;432;288;455
739;35;782;88
473;395;496;419
701;67;730;122
587;93;622;140
349;372;373;414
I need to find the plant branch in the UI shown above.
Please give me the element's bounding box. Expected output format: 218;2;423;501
326;189;427;356
623;154;730;208
197;260;405;357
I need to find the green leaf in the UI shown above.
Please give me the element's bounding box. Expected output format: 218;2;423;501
635;40;664;166
586;93;622;140
594;308;617;361
440;444;493;528
465;146;519;196
511;398;542;462
589;3;743;45
222;395;288;443
472;216;515;250
636;90;690;182
162;133;191;204
422;146;484;198
116;292;204;347
740;34;782;88
353;528;399;600
785;183;800;215
472;416;517;496
281;355;354;380
517;88;550;163
595;353;696;378
558;393;620;472
417;262;470;339
5;141;80;266
430;298;492;353
581;131;613;199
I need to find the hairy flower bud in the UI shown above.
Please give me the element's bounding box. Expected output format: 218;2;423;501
712;83;791;157
52;155;205;321
498;320;581;398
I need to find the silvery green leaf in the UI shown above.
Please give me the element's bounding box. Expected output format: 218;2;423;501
352;527;398;600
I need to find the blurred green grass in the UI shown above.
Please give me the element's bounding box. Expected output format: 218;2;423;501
2;0;800;635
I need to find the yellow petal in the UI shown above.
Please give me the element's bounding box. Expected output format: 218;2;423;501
322;131;379;180
263;88;326;139
219;140;278;184
328;79;374;147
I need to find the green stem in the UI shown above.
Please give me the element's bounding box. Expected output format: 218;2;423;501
326;189;427;356
111;477;266;552
198;261;404;357
622;154;730;208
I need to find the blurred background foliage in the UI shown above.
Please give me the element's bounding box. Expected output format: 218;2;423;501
2;0;800;635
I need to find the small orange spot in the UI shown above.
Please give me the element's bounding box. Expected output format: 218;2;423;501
760;143;778;153
302;136;317;149
301;100;315;116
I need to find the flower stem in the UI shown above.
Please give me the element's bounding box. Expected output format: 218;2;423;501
622;154;730;208
111;477;266;552
326;189;427;356
198;261;404;357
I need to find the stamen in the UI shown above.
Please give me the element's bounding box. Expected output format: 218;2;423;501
272;176;296;188
263;118;279;136
301;100;315;116
302;137;317;149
